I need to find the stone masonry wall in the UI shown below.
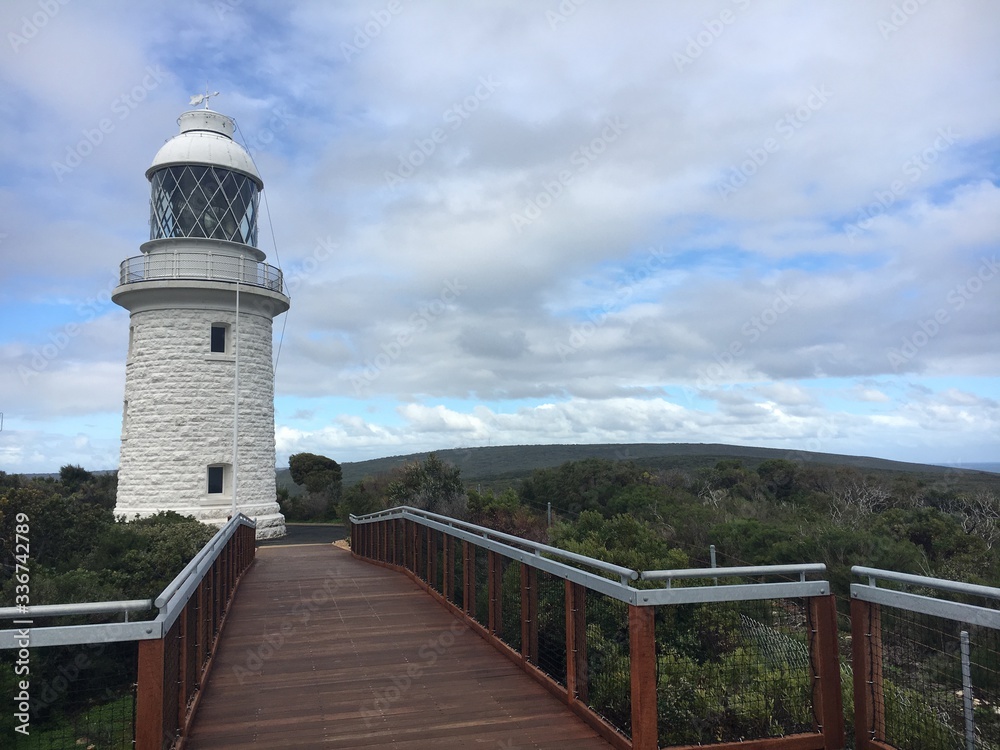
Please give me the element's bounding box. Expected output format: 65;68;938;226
116;302;285;538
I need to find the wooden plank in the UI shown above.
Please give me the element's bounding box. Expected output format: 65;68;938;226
629;604;657;750
135;638;165;750
851;597;886;750
809;594;845;749
566;580;588;704
670;733;826;750
185;545;617;750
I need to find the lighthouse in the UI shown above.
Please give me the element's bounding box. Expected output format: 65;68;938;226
112;103;289;539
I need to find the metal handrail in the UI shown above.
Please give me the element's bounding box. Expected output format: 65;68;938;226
0;600;152;620
118;252;285;294
852;565;1000;601
0;517;253;622
353;505;640;583
0;513;256;648
642;563;827;586
352;506;833;606
155;513;255;609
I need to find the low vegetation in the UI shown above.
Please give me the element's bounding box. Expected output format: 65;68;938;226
0;466;216;738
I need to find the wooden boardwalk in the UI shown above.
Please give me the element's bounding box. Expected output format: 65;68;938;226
186;543;616;749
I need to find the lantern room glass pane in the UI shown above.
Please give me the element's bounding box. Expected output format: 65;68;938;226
149;166;259;246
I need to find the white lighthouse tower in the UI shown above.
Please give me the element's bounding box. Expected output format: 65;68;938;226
112;103;289;539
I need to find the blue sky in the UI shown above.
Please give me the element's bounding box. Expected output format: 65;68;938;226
1;0;999;473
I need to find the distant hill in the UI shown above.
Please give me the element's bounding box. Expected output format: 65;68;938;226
277;442;1000;496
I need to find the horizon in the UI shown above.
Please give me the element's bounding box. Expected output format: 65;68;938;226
2;2;999;474
12;441;1000;477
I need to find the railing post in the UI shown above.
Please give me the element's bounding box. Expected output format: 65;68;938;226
565;580;588;704
852;596;885;749
809;594;845;749
136;638;166;750
629;604;657;750
521;566;538;664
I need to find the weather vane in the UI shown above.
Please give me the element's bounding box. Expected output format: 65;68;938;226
189;87;220;110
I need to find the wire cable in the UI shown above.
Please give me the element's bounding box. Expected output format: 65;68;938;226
233;118;290;378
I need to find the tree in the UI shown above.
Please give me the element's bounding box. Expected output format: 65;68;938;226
385;453;467;516
287;453;342;520
59;464;94;491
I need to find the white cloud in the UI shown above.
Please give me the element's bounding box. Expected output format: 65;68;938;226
0;0;998;472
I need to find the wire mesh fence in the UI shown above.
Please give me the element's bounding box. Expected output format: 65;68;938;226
585;589;632;738
858;602;1000;750
497;555;522;652
452;537;465;610
474;545;489;628
6;642;137;749
428;529;443;595
653;597;816;746
535;568;567;687
349;513;846;749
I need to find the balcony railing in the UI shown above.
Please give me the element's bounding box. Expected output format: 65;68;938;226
119;251;285;294
0;514;256;749
351;506;845;750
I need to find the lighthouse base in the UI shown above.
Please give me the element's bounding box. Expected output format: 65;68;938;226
114;501;286;540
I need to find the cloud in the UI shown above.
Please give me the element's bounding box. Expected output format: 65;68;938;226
0;0;998;472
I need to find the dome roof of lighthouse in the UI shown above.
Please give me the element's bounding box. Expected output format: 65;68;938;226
147;109;262;188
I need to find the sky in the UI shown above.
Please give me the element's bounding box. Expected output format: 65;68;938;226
1;0;999;474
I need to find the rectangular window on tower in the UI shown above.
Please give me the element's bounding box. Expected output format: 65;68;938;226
210;324;228;353
207;465;225;494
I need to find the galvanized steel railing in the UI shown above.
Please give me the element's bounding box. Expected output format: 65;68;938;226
351;506;845;750
850;566;1000;750
119;251;284;293
0;513;256;749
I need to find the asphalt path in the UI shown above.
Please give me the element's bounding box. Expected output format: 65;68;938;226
258;522;347;546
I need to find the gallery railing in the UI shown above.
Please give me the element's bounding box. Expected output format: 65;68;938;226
850;566;1000;750
0;514;256;749
351;506;845;750
119;251;285;294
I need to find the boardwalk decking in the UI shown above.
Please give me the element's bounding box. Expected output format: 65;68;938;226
186;543;617;748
